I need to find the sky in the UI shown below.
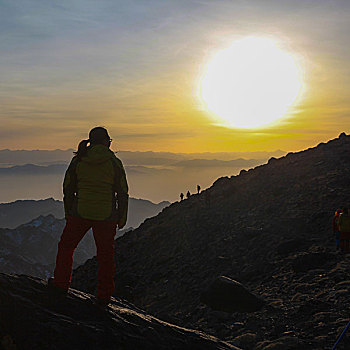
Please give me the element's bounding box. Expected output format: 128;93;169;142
1;0;349;153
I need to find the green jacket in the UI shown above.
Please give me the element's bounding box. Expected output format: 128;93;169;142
63;144;129;225
338;213;350;233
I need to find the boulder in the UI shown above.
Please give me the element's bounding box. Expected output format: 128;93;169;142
201;276;265;313
276;238;308;256
291;252;335;273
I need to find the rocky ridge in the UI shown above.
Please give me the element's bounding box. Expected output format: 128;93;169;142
72;133;350;349
0;273;239;350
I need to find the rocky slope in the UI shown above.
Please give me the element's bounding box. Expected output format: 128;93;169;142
71;133;350;349
0;197;170;229
0;273;239;350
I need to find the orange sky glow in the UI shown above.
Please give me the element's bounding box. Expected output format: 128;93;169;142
0;1;349;153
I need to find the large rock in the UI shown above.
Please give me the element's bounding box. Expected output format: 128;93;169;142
201;276;265;313
276;239;309;257
291;252;335;273
0;273;240;350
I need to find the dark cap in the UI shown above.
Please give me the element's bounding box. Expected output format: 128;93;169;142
89;127;110;143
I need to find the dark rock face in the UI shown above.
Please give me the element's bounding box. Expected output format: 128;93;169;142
72;133;350;349
201;276;265;313
0;273;239;350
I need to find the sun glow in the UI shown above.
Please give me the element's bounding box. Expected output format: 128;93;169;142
199;37;303;128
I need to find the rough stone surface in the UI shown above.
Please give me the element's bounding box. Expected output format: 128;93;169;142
0;273;239;350
201;276;265;313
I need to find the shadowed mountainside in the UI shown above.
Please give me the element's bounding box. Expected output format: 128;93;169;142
72;133;350;349
0;273;239;350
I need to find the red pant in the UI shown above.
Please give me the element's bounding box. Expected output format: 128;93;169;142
54;216;117;299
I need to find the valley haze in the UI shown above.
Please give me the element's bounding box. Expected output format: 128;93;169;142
0;149;285;203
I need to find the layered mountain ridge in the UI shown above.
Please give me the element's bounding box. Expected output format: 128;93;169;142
0;215;94;278
0;197;170;229
71;132;350;349
0;198;169;278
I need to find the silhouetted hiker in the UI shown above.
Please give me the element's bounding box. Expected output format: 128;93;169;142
48;127;129;307
333;209;343;250
197;184;201;194
186;191;191;199
338;208;350;253
180;192;184;201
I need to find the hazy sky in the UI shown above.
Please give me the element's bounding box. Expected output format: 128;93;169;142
1;0;349;152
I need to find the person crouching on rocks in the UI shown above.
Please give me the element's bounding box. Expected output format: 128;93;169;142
48;126;129;307
338;208;350;253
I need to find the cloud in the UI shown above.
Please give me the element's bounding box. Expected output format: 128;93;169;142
116;132;194;139
0;164;67;175
1;1;350;152
172;158;262;168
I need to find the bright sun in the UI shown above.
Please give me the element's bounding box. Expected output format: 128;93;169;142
199;37;303;128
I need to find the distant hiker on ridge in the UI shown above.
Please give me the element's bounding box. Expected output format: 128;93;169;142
48;126;129;307
332;209;343;250
180;193;184;201
186;191;191;199
338;208;350;253
197;185;201;194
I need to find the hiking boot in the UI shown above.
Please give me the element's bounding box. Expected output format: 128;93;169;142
47;278;68;297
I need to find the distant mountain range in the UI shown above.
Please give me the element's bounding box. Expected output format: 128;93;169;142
0;197;169;278
0;149;286;167
0;164;67;175
0;149;286;203
0;214;136;279
0;197;169;229
0;215;92;278
0;196;169;278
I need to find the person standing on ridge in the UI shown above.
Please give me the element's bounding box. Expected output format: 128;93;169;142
186;191;191;199
48;127;129;307
333;209;343;250
180;192;184;201
197;184;201;194
338;208;350;253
